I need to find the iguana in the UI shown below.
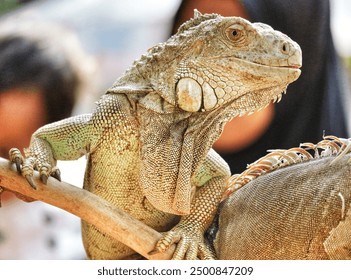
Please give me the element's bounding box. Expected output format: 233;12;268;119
8;11;301;260
214;136;351;259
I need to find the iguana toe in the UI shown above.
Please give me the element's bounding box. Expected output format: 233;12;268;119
9;148;23;173
21;157;37;189
38;163;51;184
149;231;179;255
151;228;216;260
9;148;60;189
9;149;37;189
173;236;197;260
51;167;61;181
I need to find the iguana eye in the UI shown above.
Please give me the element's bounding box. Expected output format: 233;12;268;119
229;29;240;39
225;24;245;43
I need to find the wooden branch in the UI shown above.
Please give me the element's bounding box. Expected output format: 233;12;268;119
0;157;175;260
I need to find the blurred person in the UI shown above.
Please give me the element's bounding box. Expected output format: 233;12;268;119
172;0;349;174
0;20;95;259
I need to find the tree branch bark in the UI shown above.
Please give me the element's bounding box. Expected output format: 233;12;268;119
0;157;175;260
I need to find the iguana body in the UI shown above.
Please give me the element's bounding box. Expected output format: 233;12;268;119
9;11;301;259
215;136;351;259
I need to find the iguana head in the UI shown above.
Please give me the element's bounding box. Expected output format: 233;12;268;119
171;10;301;114
111;10;301;118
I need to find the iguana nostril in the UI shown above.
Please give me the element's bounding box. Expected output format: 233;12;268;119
282;42;290;54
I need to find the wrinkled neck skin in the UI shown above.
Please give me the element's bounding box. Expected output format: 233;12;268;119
135;95;233;216
109;73;224;215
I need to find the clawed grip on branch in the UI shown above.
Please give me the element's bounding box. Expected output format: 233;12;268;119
9;148;61;190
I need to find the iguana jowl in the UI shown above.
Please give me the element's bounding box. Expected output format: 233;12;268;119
9;11;301;259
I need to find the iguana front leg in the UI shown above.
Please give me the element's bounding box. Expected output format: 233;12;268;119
9;114;92;188
151;149;230;260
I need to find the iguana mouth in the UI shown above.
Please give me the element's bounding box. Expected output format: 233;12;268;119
285;64;301;69
204;56;302;78
237;57;302;72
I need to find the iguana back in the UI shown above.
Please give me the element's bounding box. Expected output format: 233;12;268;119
215;137;351;259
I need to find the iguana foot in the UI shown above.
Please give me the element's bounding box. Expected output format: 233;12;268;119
9;148;60;189
150;226;216;260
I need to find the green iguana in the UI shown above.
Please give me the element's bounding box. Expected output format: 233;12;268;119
214;136;351;259
8;11;301;259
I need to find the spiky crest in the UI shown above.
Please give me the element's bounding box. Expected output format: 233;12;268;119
223;136;351;200
176;10;220;34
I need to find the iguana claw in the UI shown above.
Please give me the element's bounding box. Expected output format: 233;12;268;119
51;167;61;181
40;174;48;185
9;147;60;189
14;158;23;173
150;228;216;260
25;175;37;190
9;148;36;189
38;163;51;185
9;148;23;173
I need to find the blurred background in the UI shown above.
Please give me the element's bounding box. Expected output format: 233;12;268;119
0;0;350;259
0;0;182;112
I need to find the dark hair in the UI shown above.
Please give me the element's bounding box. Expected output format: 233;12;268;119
0;23;86;123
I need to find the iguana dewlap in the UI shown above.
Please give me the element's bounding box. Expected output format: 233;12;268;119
9;11;301;259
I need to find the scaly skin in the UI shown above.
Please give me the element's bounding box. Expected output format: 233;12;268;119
9;11;301;259
216;136;351;259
